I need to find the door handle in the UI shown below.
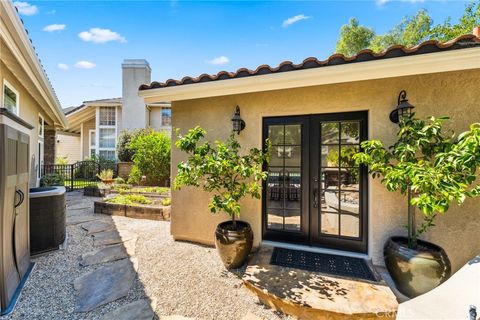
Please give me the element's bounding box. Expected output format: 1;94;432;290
14;189;24;208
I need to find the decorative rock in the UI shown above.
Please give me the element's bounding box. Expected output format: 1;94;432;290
67;215;101;226
74;259;136;312
101;299;154;320
241;312;264;320
93;229;138;247
81;220;114;235
80;241;136;266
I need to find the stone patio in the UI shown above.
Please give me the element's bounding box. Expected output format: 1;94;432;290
243;246;399;320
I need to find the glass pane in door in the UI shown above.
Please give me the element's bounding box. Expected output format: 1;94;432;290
320;121;361;239
266;124;302;232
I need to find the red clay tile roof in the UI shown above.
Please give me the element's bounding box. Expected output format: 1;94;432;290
139;34;480;91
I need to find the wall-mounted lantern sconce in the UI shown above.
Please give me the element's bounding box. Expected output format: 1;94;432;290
389;90;415;124
231;106;245;134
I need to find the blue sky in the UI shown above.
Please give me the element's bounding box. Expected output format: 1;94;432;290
15;0;470;108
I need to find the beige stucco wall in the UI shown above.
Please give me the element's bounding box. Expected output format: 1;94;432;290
149;107;172;137
171;68;480;272
56;132;81;163
0;60;56;186
81;117;96;159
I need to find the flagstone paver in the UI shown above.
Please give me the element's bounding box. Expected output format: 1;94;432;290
67;215;101;226
81;220;115;235
80;241;136;266
93;229;138;246
101;299;155;320
74;258;136;312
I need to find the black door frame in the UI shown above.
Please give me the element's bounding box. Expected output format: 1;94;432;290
262;111;369;254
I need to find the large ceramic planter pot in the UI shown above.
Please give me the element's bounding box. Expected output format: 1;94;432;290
214;220;253;269
384;236;451;298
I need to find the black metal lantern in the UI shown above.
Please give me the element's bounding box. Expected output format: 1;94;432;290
389;90;415;124
231;106;245;134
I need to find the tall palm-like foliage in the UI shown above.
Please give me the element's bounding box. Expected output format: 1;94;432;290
175;127;270;227
354;116;480;248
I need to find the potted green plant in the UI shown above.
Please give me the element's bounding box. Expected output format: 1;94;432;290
175;126;270;269
97;169;114;184
354;116;480;298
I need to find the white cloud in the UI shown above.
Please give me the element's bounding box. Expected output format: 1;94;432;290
74;61;96;69
43;24;66;32
78;28;126;44
13;2;39;16
282;14;310;28
57;63;69;70
45;9;56;15
206;56;230;66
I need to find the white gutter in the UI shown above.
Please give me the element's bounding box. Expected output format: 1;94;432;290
1;1;68;128
139;47;480;103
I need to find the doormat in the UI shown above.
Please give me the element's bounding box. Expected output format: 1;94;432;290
270;247;377;282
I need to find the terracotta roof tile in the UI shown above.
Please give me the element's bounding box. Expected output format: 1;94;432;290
139;34;480;91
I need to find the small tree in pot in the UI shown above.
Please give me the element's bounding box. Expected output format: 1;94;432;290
354;116;480;297
175;126;270;269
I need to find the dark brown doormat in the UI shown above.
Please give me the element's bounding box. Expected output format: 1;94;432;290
270;247;377;282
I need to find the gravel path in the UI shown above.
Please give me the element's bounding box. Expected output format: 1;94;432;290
1;191;290;320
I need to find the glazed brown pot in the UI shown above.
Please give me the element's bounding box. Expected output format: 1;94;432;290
384;236;451;298
214;220;253;269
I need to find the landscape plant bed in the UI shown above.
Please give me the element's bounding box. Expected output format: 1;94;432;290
94;194;170;221
84;185;108;197
110;186;171;198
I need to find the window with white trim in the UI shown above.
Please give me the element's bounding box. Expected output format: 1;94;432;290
89;129;96;157
3;80;19;115
38;114;44;137
96;106;117;160
161;107;171;126
99;106;116;125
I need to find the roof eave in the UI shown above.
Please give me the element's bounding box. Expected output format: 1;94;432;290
139;47;480;103
1;1;67;128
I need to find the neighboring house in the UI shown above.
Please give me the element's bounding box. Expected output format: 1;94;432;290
57;59;171;162
139;32;480;272
0;1;67;185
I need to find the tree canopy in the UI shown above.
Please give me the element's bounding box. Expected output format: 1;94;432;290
335;1;480;56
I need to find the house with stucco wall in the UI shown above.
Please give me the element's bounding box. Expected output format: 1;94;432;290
1;0;67;186
57;59;171;163
139;31;480;273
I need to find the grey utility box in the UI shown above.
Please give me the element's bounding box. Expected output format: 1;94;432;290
0;108;34;315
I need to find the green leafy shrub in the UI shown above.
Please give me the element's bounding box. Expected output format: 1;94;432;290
114;177;125;184
354;116;480;248
175;126;270;226
161;197;171;206
40;173;65;187
55;156;69;165
105;194;152;205
128;130;170;185
117;128;152;162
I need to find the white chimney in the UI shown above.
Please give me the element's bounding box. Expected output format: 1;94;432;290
121;59;151;130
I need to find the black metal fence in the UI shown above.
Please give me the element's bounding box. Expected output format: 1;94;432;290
42;160;118;191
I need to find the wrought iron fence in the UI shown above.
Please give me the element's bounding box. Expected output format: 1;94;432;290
42;160;118;191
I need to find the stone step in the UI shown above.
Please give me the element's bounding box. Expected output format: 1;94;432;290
74;258;136;312
101;299;154;320
93;229;138;247
243;246;398;320
80;240;136;267
67;215;101;226
81;220;115;235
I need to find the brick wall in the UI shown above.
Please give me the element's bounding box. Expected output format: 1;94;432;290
44;129;56;165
